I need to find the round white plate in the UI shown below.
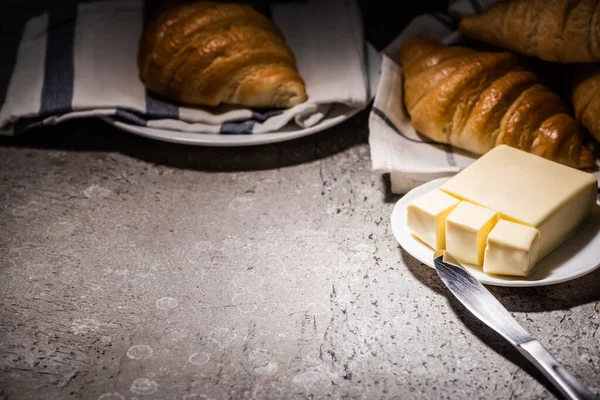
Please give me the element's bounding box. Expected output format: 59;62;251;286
101;103;362;147
391;178;600;287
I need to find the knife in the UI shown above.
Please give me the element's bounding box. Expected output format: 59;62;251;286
433;250;598;400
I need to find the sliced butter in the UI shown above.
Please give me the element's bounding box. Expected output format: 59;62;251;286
407;189;460;250
440;145;597;261
446;201;498;266
484;220;540;277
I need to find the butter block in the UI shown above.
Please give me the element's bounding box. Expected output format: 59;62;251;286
483;220;540;277
446;201;498;266
407;189;460;250
440;145;597;261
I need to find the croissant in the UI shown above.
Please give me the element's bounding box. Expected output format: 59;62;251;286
458;0;600;63
138;1;308;108
572;64;600;143
399;39;596;169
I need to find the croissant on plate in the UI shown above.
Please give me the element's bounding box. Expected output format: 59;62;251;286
458;0;600;63
138;1;308;108
398;38;596;169
572;64;600;143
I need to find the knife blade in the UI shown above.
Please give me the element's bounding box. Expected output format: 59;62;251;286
433;250;598;400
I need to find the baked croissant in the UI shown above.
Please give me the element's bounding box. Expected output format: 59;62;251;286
399;38;596;169
138;1;308;108
572;64;600;143
458;0;600;63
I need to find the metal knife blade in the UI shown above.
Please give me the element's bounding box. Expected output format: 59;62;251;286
433;250;532;346
433;250;598;400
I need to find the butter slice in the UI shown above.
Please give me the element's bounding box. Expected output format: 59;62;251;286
446;201;498;266
440;145;597;261
484;220;540;277
407;189;460;250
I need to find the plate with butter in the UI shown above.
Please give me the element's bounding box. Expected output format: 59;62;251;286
391;145;600;287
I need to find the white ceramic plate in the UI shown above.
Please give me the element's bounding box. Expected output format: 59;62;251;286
391;178;600;287
101;103;362;147
102;43;380;147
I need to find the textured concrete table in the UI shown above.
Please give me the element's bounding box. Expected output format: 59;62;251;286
1;112;600;400
1;2;600;399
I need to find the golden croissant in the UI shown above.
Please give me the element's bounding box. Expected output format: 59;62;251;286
572;64;600;143
398;38;596;169
458;0;600;63
138;1;308;108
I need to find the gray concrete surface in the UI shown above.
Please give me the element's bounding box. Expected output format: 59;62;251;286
1;113;599;400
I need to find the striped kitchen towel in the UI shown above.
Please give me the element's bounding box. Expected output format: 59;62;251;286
0;0;369;135
368;0;600;194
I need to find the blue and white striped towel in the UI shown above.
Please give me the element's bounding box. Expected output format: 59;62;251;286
0;0;369;135
368;0;600;194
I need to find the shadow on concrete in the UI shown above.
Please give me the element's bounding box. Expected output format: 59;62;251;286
401;248;599;399
401;243;600;314
0;108;371;173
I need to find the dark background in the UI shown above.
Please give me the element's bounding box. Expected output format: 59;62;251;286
1;0;449;52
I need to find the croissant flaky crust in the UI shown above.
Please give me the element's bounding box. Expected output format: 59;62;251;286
458;0;600;63
399;39;596;169
572;64;600;143
138;1;308;108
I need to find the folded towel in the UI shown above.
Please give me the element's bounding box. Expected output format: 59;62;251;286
0;0;369;135
368;0;600;194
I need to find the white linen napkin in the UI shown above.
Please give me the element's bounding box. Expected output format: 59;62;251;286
0;0;369;135
368;0;600;194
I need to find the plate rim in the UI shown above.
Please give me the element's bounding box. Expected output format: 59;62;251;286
100;103;364;147
391;177;600;287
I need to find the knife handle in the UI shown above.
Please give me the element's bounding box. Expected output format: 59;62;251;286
518;340;598;400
